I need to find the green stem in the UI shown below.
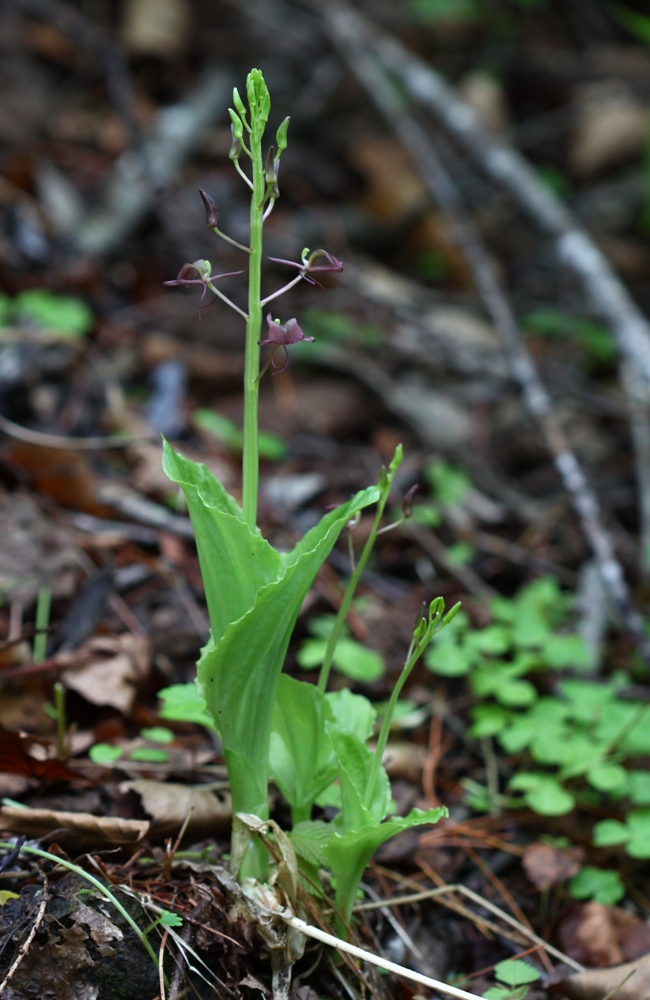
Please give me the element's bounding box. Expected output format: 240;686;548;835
317;495;389;694
242;127;265;530
364;635;426;809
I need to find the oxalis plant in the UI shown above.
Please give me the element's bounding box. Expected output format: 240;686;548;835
161;69;457;924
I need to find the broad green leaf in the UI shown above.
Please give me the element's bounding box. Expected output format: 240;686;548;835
269;676;336;824
494;959;541;987
628;771;650;805
140;727;175;744
157;682;216;729
129;747;169;763
509;774;574;815
494;679;537;708
425;637;472;676
464;625;511;655
290;819;333;866
483;989;527;1000
569;867;625;906
89;743;123;765
15;289;94;337
193;409;287;462
160;910;183;927
470;704;511;739
542;633;591;670
163;441;280;643
297;637;384;681
592;819;629;847
324;807;446;921
586;763;628;792
326;689;376;742
326;725;391;830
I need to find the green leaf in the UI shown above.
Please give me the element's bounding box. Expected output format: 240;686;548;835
483;989;527;1000
628;771;650;805
464;625;511;656
569;867;625;906
326;725;391;830
290;819;333;867
326;689;376;742
157;682;216;729
424;460;471;507
164;439;380;820
509;774;575;815
160;910;183;927
470;704;512;739
297;637;384;681
14;289;94;338
624;809;650;858
324;807;446;921
140;727;175;744
494;679;538;708
425;632;472;676
129;747;169;763
592;819;629;847
542;634;591;670
193;409;286;462
586;763;628;792
269;676;336;824
89;743;123;765
494;959;541;987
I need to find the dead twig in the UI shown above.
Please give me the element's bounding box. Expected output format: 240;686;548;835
0;875;48;997
313;1;648;658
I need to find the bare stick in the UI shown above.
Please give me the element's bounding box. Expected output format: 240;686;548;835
315;5;647;654
0;412;157;450
284;913;487;1000
0;876;48;996
325;3;650;390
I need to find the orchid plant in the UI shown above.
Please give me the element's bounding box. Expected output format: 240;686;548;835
161;69;456;922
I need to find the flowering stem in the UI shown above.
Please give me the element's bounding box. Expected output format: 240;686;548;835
242;120;265;529
317;492;389;694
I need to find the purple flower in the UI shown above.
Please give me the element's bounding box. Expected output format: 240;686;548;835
257;313;314;374
267;248;343;288
163;259;243;316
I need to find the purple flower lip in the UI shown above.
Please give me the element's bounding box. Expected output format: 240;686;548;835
267;248;343;287
257;314;315;375
258;314;314;347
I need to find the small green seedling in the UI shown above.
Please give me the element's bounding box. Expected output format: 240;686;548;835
483;959;541;1000
568;867;625;906
297;615;385;683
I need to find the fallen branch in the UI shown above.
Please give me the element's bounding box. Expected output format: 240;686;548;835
71;67;231;257
313;0;647;656
284;913;491;1000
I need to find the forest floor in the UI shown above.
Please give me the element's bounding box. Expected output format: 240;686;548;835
1;2;650;999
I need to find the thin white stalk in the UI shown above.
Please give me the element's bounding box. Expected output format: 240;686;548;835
260;272;305;307
207;282;249;320
284;915;487;1000
234;158;254;189
263;197;276;221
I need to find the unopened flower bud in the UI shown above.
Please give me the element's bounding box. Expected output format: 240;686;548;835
229;126;242;161
275;117;290;157
401;484;419;520
199;189;219;229
229;108;244;142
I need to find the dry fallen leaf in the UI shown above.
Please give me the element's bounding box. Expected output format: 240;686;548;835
548;952;650;1000
121;0;191;58
558;902;650;968
0;805;149;849
523;841;585;891
569;80;648;177
122;778;231;838
59;634;150;714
